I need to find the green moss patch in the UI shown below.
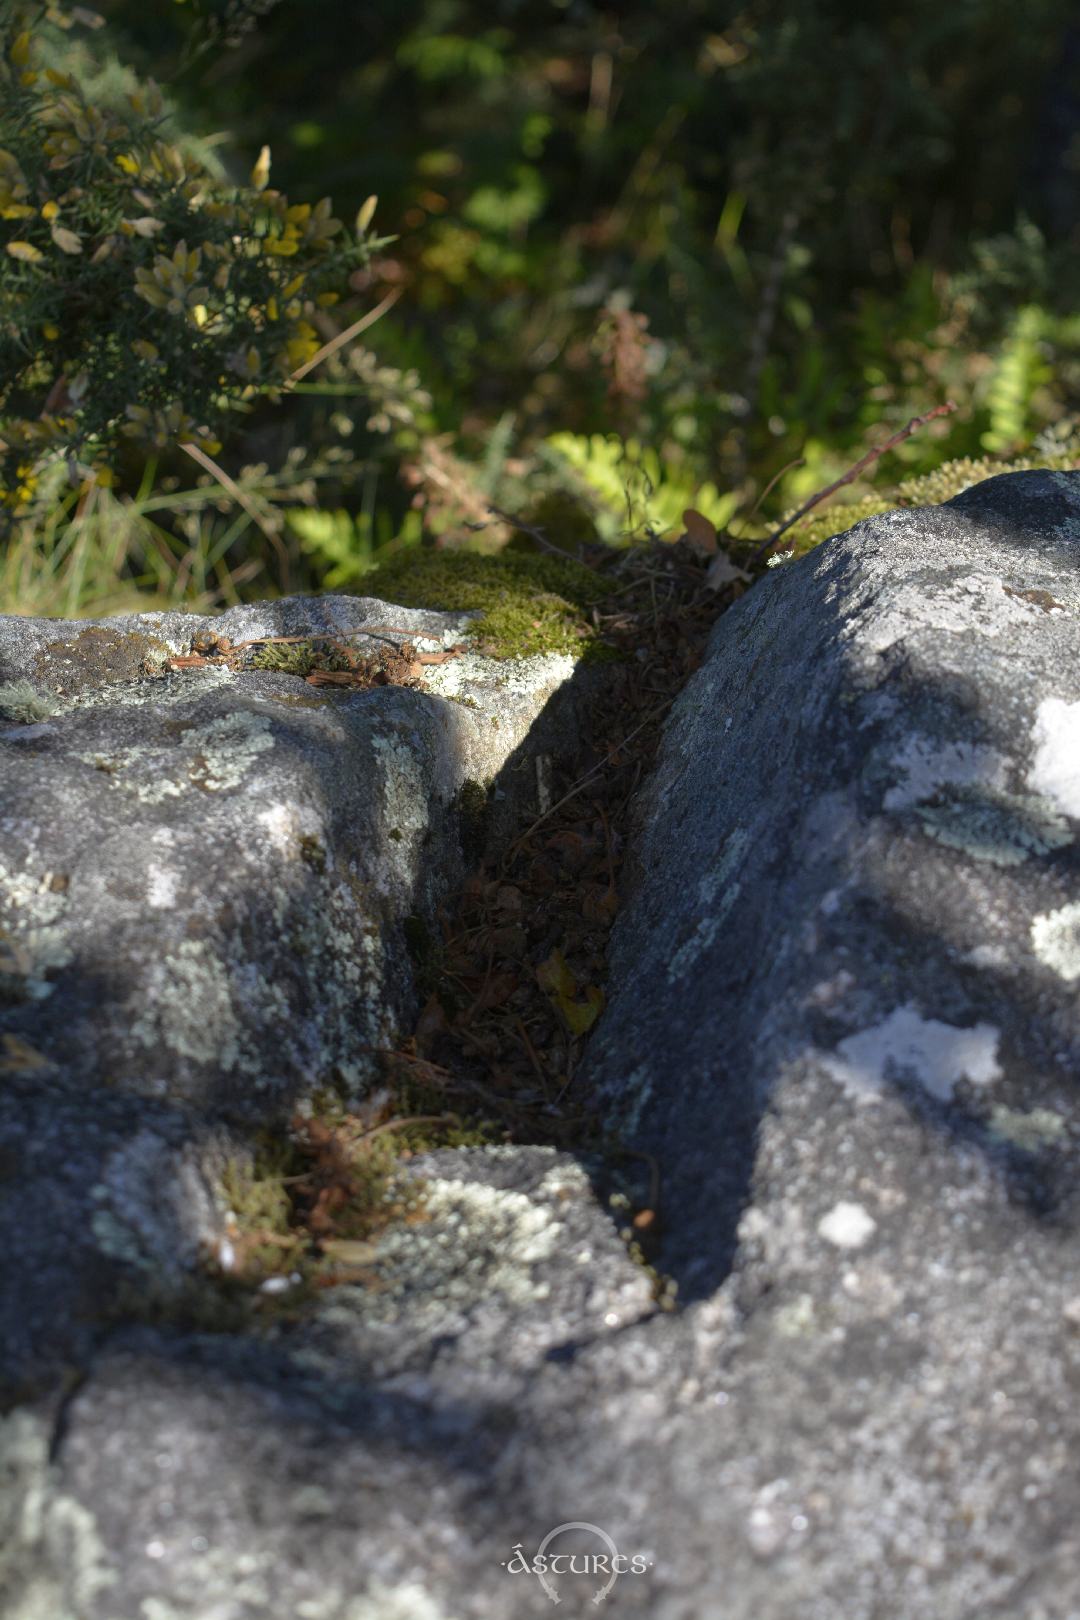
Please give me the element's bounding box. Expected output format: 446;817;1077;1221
778;448;1080;554
365;547;608;660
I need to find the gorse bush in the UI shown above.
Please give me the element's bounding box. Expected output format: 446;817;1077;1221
2;1;1080;615
0;1;382;520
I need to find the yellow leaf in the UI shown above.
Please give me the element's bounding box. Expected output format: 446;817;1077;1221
0;1034;49;1072
536;949;605;1036
536;947;576;1000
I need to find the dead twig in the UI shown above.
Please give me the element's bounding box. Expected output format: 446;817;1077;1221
483;503;607;572
749;401;958;565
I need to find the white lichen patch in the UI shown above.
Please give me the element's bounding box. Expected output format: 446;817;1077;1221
817;1201;877;1249
420;648;576;703
89;1129;223;1273
1027;698;1080;820
256;801;324;861
819;1004;1002;1104
66;664;235;714
145;863;181;909
851;571;1044;657
611;1062;654;1138
883;736;1008;813
881;734;1072;863
1031;902;1080;981
668;826;749;981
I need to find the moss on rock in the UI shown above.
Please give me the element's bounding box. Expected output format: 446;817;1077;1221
779;447;1080;554
364;547;607;660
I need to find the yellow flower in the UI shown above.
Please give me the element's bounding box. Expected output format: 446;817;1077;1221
250;145;271;192
133;240;209;317
6;241;43;263
41;201;60;221
42;323;59;340
115;154;140;177
10;32;31;66
50;223;82;254
285;320;320;368
131;339;160;363
355;194;378;234
0;148;30;212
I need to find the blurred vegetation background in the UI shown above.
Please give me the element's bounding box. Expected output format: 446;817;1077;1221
5;0;1080;614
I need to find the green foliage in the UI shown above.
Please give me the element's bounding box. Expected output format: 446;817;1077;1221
0;4;382;516
286;505;422;587
545;432;739;543
4;1;1080;614
981;307;1052;454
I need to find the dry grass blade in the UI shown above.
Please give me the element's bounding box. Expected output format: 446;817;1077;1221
286;287;403;386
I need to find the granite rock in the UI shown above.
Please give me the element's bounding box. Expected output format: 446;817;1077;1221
8;473;1080;1619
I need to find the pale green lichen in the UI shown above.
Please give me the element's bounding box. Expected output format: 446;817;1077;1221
913;791;1074;866
988;1105;1067;1151
0;1410;117;1618
334;1171;566;1321
0;680;60;724
131;939;248;1069
364;547;608;660
370;730;431;887
0;860;72;1001
76;709;275;800
667;826;749;980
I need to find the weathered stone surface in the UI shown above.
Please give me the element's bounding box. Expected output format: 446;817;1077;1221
9;472;1080;1619
0;593;584;1110
0;591;601;1395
